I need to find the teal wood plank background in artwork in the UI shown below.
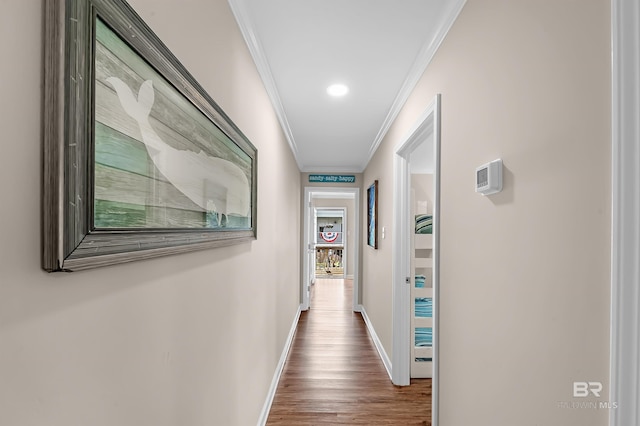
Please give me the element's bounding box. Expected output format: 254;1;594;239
93;18;252;229
95;122;148;176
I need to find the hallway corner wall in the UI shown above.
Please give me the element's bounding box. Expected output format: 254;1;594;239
0;1;300;425
363;0;611;425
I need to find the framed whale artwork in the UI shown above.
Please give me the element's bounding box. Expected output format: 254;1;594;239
42;0;258;271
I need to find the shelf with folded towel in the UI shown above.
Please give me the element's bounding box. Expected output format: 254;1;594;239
415;327;433;349
411;210;433;378
415;214;433;236
414;274;432;288
414;297;433;318
414;345;433;362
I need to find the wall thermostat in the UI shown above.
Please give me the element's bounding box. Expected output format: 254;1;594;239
475;159;503;195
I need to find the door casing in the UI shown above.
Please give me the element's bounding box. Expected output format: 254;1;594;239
610;1;640;425
302;187;361;312
391;94;441;418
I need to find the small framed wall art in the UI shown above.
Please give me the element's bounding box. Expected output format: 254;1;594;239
367;180;378;249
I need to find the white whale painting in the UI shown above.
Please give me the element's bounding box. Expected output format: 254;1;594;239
105;77;250;226
92;18;253;230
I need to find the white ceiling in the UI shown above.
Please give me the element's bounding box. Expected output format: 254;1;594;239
229;0;465;172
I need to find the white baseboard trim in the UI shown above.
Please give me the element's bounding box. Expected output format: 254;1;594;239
360;305;393;381
256;304;302;426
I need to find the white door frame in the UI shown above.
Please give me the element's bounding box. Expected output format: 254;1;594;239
316;207;347;278
302;187;361;312
391;94;440;398
610;0;640;424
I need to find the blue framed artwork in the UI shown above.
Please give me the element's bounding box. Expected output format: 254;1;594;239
367;180;378;249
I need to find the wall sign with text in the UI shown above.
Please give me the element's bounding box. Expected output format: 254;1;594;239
308;174;356;183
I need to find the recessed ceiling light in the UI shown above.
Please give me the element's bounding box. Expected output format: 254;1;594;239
327;84;349;97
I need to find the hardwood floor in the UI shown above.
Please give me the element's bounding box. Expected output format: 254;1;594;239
266;278;431;425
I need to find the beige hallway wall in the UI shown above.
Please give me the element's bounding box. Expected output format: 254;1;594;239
363;1;611;425
0;1;300;425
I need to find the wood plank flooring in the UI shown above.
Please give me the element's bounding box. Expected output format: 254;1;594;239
267;278;431;425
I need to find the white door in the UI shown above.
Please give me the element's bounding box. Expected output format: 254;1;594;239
311;207;317;281
304;206;317;310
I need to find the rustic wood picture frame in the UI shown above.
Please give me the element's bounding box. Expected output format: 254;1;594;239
43;0;258;272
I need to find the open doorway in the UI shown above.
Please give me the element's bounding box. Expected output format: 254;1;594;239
302;187;360;312
408;151;435;379
315;208;346;278
391;94;440;417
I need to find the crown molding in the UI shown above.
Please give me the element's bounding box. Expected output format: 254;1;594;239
227;0;302;169
229;0;466;173
364;0;466;169
302;165;363;174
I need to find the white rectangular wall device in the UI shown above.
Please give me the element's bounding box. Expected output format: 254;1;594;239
475;159;503;195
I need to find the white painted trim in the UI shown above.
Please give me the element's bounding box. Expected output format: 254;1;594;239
391;149;411;386
227;0;302;170
610;1;640;425
360;306;392;380
364;0;466;169
302;165;363;174
311;192;354;200
316;207;347;277
302;190;311;311
342;208;348;278
256;305;302;426
431;96;442;426
303;187;361;312
230;0;466;173
316;208;346;218
391;95;440;390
